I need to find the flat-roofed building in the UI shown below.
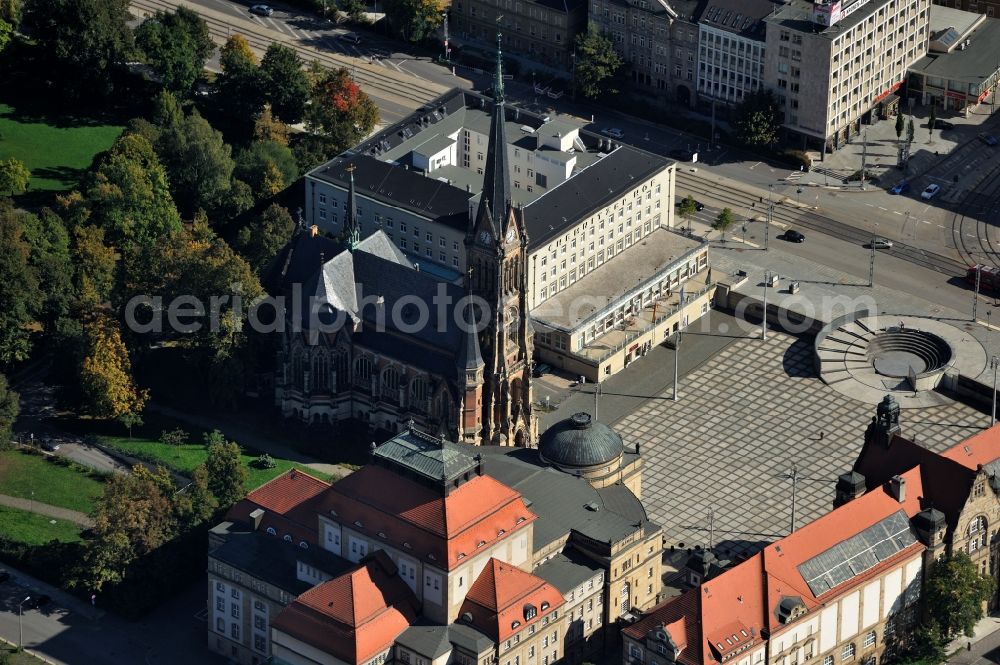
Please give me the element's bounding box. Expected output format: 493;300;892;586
763;0;931;154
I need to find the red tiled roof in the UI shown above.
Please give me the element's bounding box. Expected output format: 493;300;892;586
940;423;1000;469
623;590;701;665
460;558;565;642
226;468;331;544
272;551;418;664
854;433;976;529
649;468;927;665
317;466;536;569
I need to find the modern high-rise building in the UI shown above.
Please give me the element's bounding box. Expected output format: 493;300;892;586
763;0;931;153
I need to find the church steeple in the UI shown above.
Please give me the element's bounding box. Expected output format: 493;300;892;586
342;164;360;251
474;22;512;237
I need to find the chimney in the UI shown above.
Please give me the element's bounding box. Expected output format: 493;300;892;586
887;475;906;503
249;508;265;531
310;224;319;237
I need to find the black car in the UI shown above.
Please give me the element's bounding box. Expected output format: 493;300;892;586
694;200;705;211
532;363;552;378
783;230;805;243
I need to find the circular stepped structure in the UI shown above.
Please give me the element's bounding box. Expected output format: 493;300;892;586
814;314;985;406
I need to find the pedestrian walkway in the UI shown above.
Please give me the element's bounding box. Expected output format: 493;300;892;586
948;613;1000;664
0;494;93;528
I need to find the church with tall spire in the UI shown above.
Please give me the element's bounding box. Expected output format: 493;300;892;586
266;29;536;448
459;26;536;447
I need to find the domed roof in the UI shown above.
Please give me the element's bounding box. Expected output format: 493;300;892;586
538;412;624;468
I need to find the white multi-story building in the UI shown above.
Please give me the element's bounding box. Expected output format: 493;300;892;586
764;0;931;153
696;0;777;106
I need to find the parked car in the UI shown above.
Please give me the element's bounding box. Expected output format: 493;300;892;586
532;363;552;378
41;439;60;452
249;4;274;16
921;183;941;200
979;132;999;146
339;32;362;44
869;237;894;249
935;120;955;130
601;127;624;139
889;181;910;195
783;230;805;243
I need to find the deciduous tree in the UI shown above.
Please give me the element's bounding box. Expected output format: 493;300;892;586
174;464;218;528
895;112;905;141
204;432;247;507
78;313;148;420
574;23;622;100
84;133;183;250
305;66;379;150
383;0;443;42
235;140;299;199
218;34;264;122
71;225;116;309
0;157;30;196
733;89;780;149
676;195;698;231
253;105;291;146
0;200;40;366
78;465;178;591
260;44;309;125
0;373;18;448
924;551;995;641
20;208;73;330
156;109;235;214
22;0;134;98
236;204;295;272
712;207;735;241
136;7;214;97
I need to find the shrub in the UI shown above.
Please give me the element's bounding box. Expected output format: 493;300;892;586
781;149;812;171
845;169;879;184
160;428;189;446
252;453;277;470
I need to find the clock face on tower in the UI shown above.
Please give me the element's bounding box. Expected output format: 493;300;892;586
479;230;492;246
506;228;516;244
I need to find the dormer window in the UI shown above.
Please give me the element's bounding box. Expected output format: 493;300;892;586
283;535;292;542
512;621;521;629
477;540;487;548
541;601;550;611
266;527;276;536
354;520;363;527
299;541;308;549
378;532;387;539
524;604;537;621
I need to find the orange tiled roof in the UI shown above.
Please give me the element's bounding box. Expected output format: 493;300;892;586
623;590;701;665
638;467;927;665
271;551;418;664
226;468;331;544
460;558;565;642
941;423;1000;469
317;466;536;569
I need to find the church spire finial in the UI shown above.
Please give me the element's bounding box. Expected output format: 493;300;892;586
342;164;360;251
494;17;505;102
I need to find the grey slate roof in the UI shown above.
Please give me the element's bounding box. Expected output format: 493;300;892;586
534;550;603;594
471;446;657;551
909;15;1000;86
209;525;354;595
595;480;647;523
699;0;778;39
539;412;624;468
522;147;669;249
396;621;496;658
374;427;480;483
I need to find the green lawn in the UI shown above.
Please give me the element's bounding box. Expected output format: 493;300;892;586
0;644;52;664
0;102;123;191
0;504;82;545
100;436;322;490
0;450;106;514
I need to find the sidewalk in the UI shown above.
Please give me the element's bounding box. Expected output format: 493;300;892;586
948;613;1000;664
0;494;92;528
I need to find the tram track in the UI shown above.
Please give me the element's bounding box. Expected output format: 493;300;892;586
131;0;447;110
675;171;965;277
949;158;1000;271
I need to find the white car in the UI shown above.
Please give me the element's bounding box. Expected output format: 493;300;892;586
920;183;941;200
870;237;893;249
250;4;274;16
602;127;624;139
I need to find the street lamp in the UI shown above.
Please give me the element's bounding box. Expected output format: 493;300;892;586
765;184;773;251
673;325;682;401
869;222;878;287
762;270;773;341
974;263;983;322
18;596;31;651
992;356;999;426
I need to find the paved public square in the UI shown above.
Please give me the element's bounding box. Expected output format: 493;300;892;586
614;328;990;560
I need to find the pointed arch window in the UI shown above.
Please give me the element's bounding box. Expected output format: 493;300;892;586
411;377;429;411
382;367;400;402
354;357;375;388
